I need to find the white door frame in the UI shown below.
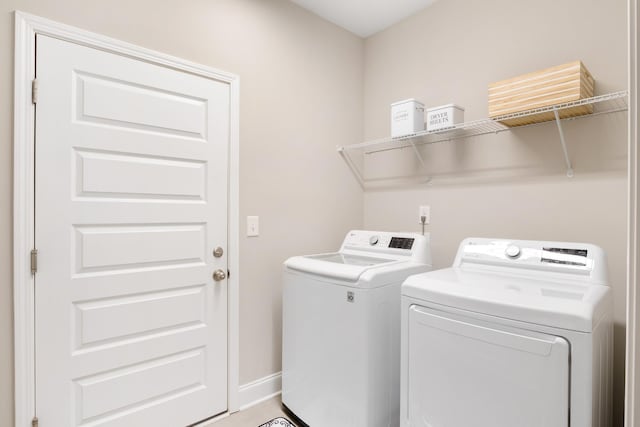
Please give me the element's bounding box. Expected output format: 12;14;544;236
627;1;639;426
13;11;241;427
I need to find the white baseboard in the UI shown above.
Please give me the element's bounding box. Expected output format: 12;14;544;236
238;371;282;411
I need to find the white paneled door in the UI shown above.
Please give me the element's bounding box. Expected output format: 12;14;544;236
35;35;230;426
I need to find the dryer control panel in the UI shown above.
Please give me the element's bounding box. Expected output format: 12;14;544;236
454;238;607;285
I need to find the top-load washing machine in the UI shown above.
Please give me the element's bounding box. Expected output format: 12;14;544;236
282;230;432;427
400;238;613;427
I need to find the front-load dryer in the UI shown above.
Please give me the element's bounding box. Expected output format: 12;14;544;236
400;238;612;427
282;230;432;427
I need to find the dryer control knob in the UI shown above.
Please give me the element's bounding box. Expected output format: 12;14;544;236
505;245;521;258
369;235;379;246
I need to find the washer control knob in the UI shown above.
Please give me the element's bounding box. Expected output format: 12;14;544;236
505;245;521;258
369;235;379;246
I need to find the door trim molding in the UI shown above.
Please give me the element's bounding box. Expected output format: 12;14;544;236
13;11;241;426
627;0;639;425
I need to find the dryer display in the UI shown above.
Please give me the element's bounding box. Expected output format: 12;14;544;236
542;247;588;266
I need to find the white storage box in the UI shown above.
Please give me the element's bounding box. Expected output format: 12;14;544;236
391;99;425;138
426;104;465;131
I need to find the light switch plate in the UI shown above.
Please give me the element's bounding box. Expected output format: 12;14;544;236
247;216;259;237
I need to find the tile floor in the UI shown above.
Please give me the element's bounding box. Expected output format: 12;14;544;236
202;396;300;427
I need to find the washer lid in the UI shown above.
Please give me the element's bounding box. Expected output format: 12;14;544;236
402;268;611;332
307;253;396;266
285;253;399;282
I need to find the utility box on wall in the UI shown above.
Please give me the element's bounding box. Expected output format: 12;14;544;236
391;99;425;138
426;104;465;131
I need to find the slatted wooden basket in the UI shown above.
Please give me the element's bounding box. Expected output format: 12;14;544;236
488;61;595;127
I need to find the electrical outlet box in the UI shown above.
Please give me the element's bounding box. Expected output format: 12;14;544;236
247;216;259;237
419;206;430;224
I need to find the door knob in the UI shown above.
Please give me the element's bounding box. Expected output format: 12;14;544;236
213;269;226;281
213;247;224;258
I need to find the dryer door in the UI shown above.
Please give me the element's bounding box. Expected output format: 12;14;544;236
406;305;569;427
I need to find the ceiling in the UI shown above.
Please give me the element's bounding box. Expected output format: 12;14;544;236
289;0;438;38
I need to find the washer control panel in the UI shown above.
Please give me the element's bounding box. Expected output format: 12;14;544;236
344;232;416;250
339;230;431;265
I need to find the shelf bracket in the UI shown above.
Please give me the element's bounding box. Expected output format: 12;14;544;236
337;147;365;190
553;109;574;178
408;140;426;168
408;140;432;183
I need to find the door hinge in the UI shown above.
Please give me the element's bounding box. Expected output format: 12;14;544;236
30;249;38;275
32;416;38;427
31;79;39;104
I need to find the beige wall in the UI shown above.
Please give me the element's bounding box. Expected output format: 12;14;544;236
0;1;364;425
362;0;628;424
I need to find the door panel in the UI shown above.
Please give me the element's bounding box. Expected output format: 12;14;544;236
406;305;570;427
35;34;229;426
76;72;208;138
74;348;206;424
73;223;206;272
74;149;207;201
74;284;207;349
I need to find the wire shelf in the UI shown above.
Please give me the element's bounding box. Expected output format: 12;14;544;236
341;118;507;155
339;91;628;154
491;90;629;124
337;91;628;189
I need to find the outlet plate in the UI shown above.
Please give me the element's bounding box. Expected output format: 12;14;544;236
419;206;430;224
